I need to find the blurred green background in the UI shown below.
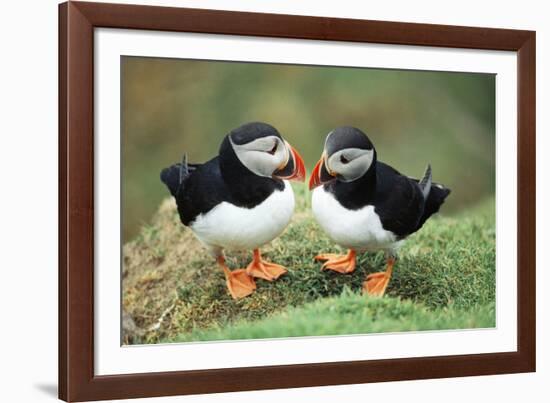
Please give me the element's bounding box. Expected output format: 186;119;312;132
122;56;495;243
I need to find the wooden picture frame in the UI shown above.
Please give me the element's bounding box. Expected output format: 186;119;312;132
59;1;536;401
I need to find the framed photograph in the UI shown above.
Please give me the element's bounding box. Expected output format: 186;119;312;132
59;1;535;401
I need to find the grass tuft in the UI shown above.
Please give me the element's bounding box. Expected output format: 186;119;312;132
122;183;495;344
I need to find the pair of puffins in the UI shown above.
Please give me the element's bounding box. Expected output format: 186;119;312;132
161;122;450;299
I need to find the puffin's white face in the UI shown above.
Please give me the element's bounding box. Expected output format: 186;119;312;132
325;147;375;182
230;135;289;178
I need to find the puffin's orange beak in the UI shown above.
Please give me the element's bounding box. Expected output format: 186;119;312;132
289;144;306;182
273;142;306;182
309;152;336;190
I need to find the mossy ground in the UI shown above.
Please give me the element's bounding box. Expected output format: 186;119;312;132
122;184;495;344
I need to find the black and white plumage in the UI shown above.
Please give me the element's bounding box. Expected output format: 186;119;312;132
309;126;450;296
161;122;305;299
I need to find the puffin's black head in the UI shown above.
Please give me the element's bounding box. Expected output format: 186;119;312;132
221;122;305;182
309;127;376;190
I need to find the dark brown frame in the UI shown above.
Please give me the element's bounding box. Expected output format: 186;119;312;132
59;1;536;401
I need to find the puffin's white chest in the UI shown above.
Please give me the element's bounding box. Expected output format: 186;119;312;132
311;187;398;251
191;180;295;254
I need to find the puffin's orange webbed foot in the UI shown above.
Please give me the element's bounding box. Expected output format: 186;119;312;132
363;257;395;297
217;257;256;299
246;249;287;281
315;249;356;274
225;269;256;299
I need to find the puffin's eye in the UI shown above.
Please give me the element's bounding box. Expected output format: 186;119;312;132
340;155;350;164
268;142;278;155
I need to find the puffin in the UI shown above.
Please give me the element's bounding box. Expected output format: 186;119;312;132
161;122;306;299
309;127;451;296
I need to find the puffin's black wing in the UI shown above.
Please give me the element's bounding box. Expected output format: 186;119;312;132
161;156;228;226
160;155;199;197
414;184;451;231
373;163;427;238
406;166;451;231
